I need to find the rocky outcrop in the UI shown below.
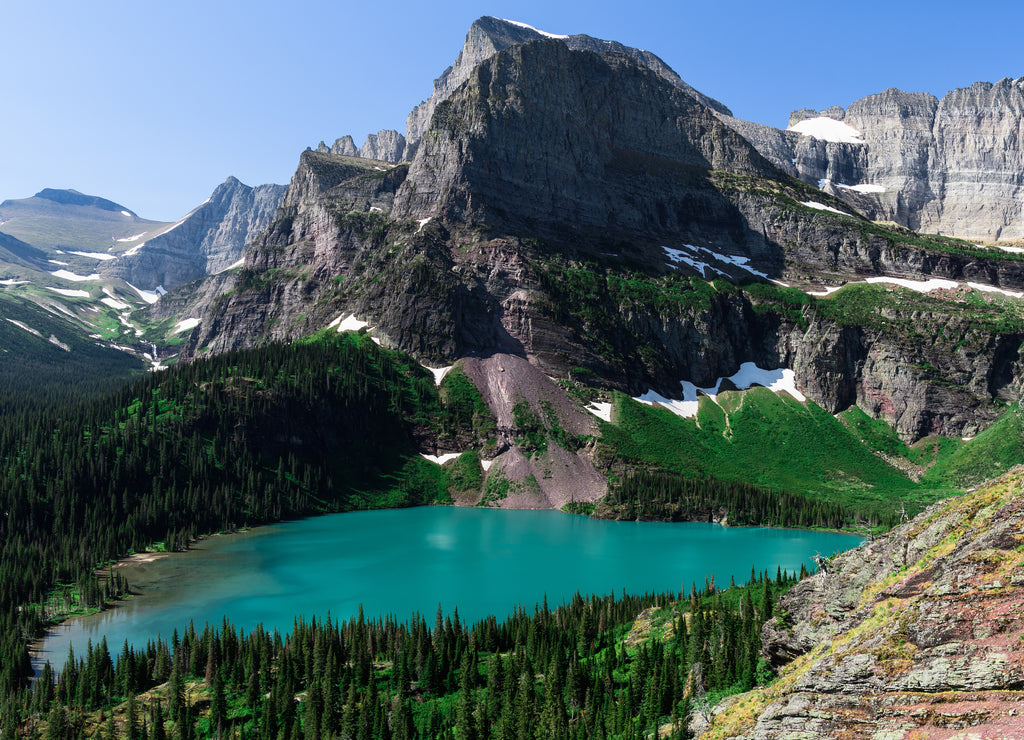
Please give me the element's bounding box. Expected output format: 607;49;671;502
393;39;775;241
358;130;407;162
101;177;285;290
735;78;1024;241
705;468;1024;739
458;353;607;508
403;16;732;160
324;131;408;163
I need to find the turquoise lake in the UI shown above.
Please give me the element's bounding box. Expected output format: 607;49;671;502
35;507;860;671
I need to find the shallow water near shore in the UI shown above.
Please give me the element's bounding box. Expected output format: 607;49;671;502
36;507;860;672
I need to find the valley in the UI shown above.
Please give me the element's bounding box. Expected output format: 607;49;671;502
2;13;1024;739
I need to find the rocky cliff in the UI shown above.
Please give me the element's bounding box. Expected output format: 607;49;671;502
402;16;731;161
171;37;1024;444
701;467;1024;739
734;78;1024;241
100;177;285;290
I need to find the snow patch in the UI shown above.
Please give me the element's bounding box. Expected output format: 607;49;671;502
789;117;865;144
122;243;146;257
5;319;42;337
331;314;369;333
864;276;959;293
498;18;568;39
663;246;725;278
800;201;852;216
416;217;432;232
663;245;768;280
218;258;245;273
997;246;1024;254
125;282;165;304
48;259;69;266
634;363;804;418
967;282;1024;299
729;363;806;401
836;183;886;194
120;211;132;217
50;269;100;282
172;317;201;334
425;365;452;385
420;452;461;465
586;402;613;422
68;250;116;261
807;285;844;296
0;279;29;286
100;288;130;310
481;460;494;472
115;232;148;242
45;287;90;298
48;336;70;352
817;178;829;190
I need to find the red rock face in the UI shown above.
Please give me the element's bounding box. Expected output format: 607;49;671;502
708;469;1024;739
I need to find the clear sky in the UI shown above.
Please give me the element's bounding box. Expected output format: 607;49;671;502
3;0;1021;221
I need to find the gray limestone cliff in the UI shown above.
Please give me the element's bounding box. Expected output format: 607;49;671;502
100;177;285;290
730;78;1024;241
402;16;731;161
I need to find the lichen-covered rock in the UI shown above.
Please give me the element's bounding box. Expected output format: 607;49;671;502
704;468;1024;739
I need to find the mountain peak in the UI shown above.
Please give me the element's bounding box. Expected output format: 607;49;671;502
32;188;135;216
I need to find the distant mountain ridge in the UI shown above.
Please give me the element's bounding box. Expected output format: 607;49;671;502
30;188;136;215
99;177;286;290
722;77;1024;241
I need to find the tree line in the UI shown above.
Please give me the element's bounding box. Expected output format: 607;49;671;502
601;470;900;530
14;569;798;739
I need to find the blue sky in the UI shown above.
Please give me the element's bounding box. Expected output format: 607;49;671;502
3;0;1021;221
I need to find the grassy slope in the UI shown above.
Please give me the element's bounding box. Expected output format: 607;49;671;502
598;388;965;516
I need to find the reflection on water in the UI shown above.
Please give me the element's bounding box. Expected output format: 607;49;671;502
37;508;861;673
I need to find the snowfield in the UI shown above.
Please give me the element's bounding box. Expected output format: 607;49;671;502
789;117;865;144
49;269;100;282
586;402;613;422
499;18;568;38
126;282;167;304
69;250;116;261
172;318;201;334
420;452;462;465
329;314;370;333
800;201;852;216
635;362;805;419
45;287;90;298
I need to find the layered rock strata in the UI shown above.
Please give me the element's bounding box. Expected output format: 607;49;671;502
733;78;1024;241
101;177;285;290
703;468;1024;739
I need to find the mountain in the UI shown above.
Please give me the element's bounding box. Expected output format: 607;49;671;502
166;23;1024;456
0;179;284;397
98;177;286;291
0;188;169;253
725;78;1024;242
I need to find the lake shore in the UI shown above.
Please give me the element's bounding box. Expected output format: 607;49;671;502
32;508;862;674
